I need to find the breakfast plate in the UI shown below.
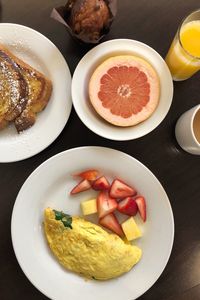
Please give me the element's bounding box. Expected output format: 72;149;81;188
11;146;174;300
72;39;173;140
0;23;72;162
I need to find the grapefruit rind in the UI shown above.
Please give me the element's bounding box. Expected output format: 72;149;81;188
89;55;160;127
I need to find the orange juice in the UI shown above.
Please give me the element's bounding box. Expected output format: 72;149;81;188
165;20;200;80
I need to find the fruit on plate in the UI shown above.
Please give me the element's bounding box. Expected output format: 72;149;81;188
81;199;97;215
89;55;160;127
70;168;147;238
92;175;110;190
110;179;137;199
44;208;142;280
122;217;142;241
117;197;138;216
70;179;91;194
73;169;99;181
99;213;124;237
135;196;147;222
97;191;117;218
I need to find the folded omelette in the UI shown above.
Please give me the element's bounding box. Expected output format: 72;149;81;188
44;208;142;280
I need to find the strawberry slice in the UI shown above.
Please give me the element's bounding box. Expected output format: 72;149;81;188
117;197;138;216
92;176;110;191
70;179;91;195
110;179;137;199
73;169;99;181
99;213;124;237
97;191;117;218
135;196;146;222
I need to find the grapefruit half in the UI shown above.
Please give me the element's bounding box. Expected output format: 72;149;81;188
89;55;160;127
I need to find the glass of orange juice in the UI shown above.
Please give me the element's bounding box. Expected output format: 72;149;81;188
165;9;200;81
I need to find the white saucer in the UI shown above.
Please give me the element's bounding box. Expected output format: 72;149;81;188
0;23;72;162
11;146;174;300
72;39;173;141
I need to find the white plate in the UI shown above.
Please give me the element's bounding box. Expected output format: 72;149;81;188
11;146;174;300
72;39;173;140
0;23;72;162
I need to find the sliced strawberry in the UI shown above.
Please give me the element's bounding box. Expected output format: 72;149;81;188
117;197;138;216
99;213;124;237
110;179;137;199
135;196;146;222
73;169;99;181
97;191;117;218
92;176;110;191
70;179;91;195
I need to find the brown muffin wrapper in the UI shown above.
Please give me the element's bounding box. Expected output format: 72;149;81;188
50;0;117;44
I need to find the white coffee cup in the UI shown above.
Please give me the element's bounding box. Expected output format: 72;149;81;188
175;104;200;155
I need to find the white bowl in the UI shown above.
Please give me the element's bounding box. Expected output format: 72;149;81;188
72;39;173;141
11;146;174;300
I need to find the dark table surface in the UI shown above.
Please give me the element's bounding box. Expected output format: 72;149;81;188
1;0;200;299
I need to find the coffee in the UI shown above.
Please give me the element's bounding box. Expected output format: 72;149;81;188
193;109;200;143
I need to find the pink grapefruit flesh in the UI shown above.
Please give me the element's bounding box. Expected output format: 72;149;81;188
89;55;160;127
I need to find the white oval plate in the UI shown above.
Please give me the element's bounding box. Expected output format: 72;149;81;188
72;39;173;141
0;23;72;162
11;146;174;300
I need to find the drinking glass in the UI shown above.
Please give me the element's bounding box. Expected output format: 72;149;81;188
165;9;200;81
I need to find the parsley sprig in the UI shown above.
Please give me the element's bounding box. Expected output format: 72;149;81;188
53;210;73;229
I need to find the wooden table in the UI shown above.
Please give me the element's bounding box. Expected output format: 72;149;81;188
1;0;200;299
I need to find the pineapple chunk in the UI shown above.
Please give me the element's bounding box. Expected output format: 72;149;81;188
81;199;97;215
122;217;142;241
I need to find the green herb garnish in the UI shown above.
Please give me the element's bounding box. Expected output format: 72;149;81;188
53;210;72;229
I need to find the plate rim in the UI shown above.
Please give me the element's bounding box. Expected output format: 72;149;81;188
11;146;175;300
72;38;174;141
0;23;72;163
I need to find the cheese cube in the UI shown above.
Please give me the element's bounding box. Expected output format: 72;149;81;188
81;199;97;215
122;217;142;241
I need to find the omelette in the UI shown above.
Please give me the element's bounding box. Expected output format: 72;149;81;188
44;208;142;280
